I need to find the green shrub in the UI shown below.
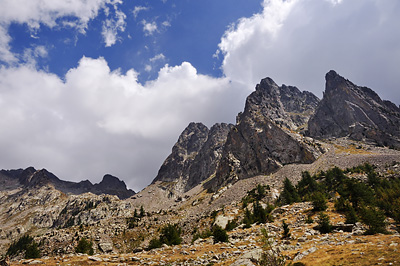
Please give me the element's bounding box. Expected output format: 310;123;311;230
6;234;40;259
148;238;162;249
279;178;300;205
225;219;238;231
317;212;332;234
75;237;94;255
192;229;212;243
281;220;291;239
305;214;314;224
149;223;182;249
312;191;328;212
345;205;358;224
360;206;387;234
159;224;182;246
212;225;228;243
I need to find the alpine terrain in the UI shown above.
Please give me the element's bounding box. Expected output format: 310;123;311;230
1;71;400;266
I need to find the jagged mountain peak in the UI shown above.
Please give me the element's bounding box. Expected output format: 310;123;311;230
243;76;320;131
308;70;400;148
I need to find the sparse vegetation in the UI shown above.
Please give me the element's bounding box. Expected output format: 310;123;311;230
242;200;274;227
212;225;229;243
277;163;400;235
7;234;41;259
75;237;94;255
258;228;286;266
148;223;182;250
281;220;291;239
317;212;333;234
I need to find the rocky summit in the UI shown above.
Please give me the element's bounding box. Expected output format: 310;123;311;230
205;77;321;190
1;71;400;266
308;70;400;148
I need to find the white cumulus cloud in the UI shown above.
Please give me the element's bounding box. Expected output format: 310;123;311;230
142;20;158;36
218;0;400;104
133;6;149;19
0;0;121;62
102;9;127;47
0;57;246;190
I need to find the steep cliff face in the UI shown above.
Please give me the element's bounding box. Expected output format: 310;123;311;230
185;123;233;191
152;122;209;187
308;70;400;148
152;122;233;193
205;78;318;190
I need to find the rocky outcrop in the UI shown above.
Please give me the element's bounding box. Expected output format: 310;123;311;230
185;123;233;191
308;70;400;148
235;78;319;131
152;122;233;193
205;78;318;191
93;174;135;200
0;167;135;199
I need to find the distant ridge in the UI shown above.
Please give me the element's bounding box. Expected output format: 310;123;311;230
0;167;135;199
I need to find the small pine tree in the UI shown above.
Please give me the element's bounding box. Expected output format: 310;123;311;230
281;220;291;239
243;208;253;228
345;205;358;224
317;212;332;234
360;206;387;234
253;200;268;224
212;225;229;243
312;191;328;212
280;178;300;205
140;206;145;218
159;224;182;246
75;237;94;255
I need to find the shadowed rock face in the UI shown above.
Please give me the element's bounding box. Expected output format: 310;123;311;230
308;70;400;148
152;122;233;193
152;122;210;185
185;123;233;191
205;77;318;191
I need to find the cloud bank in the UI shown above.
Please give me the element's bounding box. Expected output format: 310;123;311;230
0;58;245;190
218;0;400;103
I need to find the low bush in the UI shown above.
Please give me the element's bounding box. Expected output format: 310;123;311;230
7;234;40;259
75;237;94;255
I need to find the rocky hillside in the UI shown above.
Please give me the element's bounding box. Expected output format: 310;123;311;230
0;167;135;199
308;70;400;148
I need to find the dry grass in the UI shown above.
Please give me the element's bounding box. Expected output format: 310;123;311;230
334;144;373;155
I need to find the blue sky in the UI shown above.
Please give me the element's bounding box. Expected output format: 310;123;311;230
7;0;262;81
0;0;399;191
